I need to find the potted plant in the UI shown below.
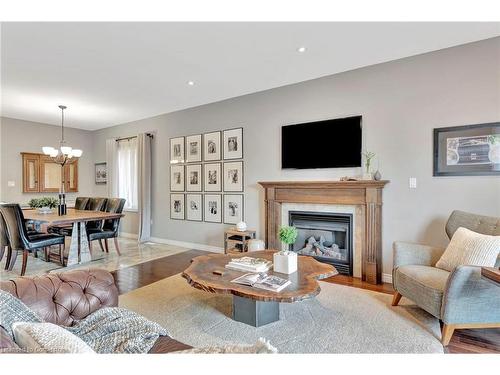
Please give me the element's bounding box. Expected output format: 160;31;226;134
274;226;299;274
28;197;59;213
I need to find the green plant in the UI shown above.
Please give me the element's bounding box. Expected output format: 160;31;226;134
278;226;298;246
489;135;500;145
28;197;59;209
362;151;376;174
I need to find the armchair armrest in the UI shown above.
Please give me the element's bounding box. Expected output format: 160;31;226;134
393;241;445;269
442;265;500;325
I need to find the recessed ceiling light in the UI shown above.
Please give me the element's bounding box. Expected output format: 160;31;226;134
297;46;307;53
187;81;195;86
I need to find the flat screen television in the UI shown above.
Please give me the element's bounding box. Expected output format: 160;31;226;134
281;116;362;169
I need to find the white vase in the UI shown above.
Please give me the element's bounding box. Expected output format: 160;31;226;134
236;221;247;231
273;251;297;274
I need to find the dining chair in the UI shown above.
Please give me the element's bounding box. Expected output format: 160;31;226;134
0;204;66;275
0;213;11;270
75;197;90;210
87;198;126;256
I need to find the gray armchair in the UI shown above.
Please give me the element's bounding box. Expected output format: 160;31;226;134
392;210;500;346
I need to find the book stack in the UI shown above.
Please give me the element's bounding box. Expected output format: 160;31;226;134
225;257;272;273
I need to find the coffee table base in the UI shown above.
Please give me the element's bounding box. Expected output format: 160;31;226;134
232;295;279;327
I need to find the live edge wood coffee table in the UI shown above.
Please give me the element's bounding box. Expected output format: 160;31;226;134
182;250;337;327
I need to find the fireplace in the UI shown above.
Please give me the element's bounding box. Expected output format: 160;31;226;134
289;211;353;275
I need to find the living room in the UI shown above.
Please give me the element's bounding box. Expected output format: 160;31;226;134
0;1;499;371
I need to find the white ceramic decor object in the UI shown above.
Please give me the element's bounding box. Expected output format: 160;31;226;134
236;221;247;232
273;251;298;274
247;239;265;252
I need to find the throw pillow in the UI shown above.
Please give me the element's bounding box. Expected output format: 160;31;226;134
0;290;42;339
174;338;278;354
12;322;95;354
435;227;500;272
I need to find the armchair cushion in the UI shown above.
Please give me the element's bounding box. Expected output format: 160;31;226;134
393;265;450;318
435;227;500;272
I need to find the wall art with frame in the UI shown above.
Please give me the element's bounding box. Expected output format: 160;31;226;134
223;127;243;160
203;131;221;161
170;136;185;164
203;162;222;192
170;193;185;220
223;194;244;225
434;122;500;176
170;165;185;191
186;164;202;192
186;194;203;221
223;161;244;192
204;194;222;223
186;134;202;163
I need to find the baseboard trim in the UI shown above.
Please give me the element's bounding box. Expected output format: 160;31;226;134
382;273;393;284
119;232;138;240
149;236;224;253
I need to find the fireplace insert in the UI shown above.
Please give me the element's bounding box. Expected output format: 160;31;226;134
288;211;353;275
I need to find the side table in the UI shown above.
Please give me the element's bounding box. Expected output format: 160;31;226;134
224;228;256;254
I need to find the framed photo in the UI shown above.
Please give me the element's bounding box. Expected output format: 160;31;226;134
203;162;222;192
434;122;500;176
223;194;244;225
170;136;185;164
95;162;107;184
186;194;203;221
204;194;222;223
170;165;185;191
186;134;202;163
223;127;243;160
223;161;244;192
203;131;221;161
170;194;185;220
186;164;202;192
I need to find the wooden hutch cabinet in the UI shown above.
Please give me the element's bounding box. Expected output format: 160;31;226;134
21;153;78;193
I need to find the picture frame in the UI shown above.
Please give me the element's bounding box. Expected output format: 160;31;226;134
170;193;185;220
203;162;222;192
186;134;202;163
433;122;500;176
223;161;244;192
170;136;185;164
223;127;243;160
170;165;185;191
186;164;202;192
223;194;244;225
204;194;222;223
203;131;221;161
95;162;107;184
186;194;203;221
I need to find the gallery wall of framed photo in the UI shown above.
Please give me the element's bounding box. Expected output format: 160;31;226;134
170;127;244;225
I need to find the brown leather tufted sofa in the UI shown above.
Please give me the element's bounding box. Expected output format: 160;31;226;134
0;269;191;353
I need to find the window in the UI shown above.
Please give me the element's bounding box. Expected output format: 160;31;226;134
117;138;138;210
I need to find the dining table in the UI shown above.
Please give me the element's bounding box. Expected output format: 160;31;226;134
23;208;124;266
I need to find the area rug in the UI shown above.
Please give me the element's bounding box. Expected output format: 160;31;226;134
119;274;444;353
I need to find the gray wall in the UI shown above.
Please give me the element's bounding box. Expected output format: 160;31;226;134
92;37;500;275
0;117;95;204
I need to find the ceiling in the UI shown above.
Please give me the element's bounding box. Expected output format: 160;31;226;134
1;22;499;130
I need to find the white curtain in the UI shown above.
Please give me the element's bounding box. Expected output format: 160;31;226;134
117;138;138;210
137;133;152;242
105;139;119;198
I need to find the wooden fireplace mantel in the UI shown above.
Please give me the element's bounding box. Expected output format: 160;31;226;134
258;180;389;284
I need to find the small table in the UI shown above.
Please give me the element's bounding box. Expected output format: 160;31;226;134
224;228;256;254
23;208;124;266
481;267;500;286
182;250;337;327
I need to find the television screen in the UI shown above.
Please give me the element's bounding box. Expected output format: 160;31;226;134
281;116;362;169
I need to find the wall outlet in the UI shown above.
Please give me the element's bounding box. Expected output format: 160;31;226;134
7;181;15;187
409;177;417;189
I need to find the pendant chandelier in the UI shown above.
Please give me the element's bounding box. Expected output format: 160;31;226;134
42;105;83;165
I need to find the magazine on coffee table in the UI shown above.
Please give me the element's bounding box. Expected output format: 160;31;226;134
231;273;291;292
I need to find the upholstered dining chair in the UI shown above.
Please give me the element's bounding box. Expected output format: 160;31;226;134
392;210;500;346
74;197;90;210
87;198;126;256
0;213;10;269
0;204;66;275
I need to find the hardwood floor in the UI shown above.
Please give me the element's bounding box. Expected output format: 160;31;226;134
112;251;500;354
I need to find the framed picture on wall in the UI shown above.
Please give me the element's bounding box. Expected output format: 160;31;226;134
223;161;244;192
204;194;222;223
433;122;500;176
170;136;185;164
203;162;222;192
170;165;185;191
170;194;185;220
186;164;202;192
95;162;107;184
223;127;243;160
223;194;244;225
203;131;221;161
186;194;203;221
186;134;202;163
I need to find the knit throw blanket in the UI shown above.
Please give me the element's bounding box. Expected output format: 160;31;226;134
0;290;168;353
